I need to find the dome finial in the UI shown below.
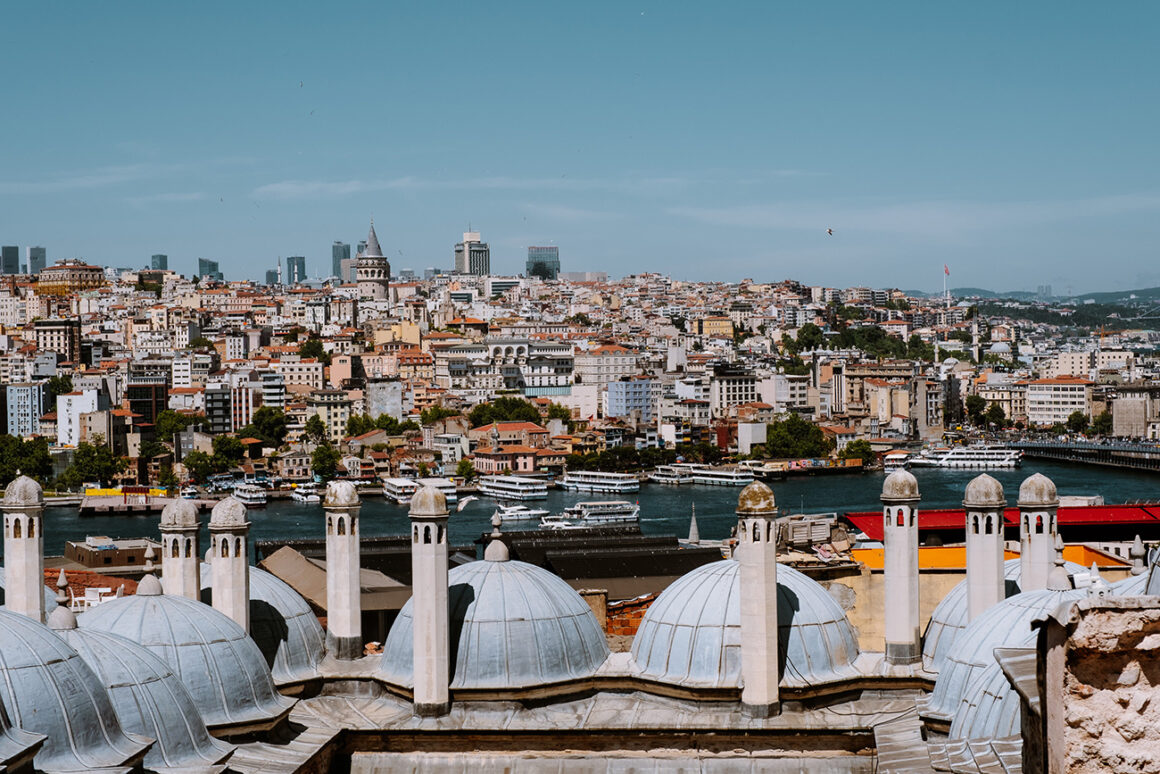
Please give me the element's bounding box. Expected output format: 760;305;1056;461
484;511;509;562
46;569;78;630
138;544;163;596
688;503;700;543
1046;534;1070;591
1130;535;1147;576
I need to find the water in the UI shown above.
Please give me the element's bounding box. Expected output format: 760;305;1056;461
34;460;1160;561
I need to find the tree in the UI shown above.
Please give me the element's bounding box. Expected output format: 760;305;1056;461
188;336;214;350
1067;411;1090;434
182;451;215;483
46;375;73;399
565;313;593;327
0;436;53;486
249;406;288;446
468;396;543;428
311;444;342;480
965;395;987;425
211;436;245;464
416;462;430;477
456;458;477;481
138;440;168;460
765;414;833;459
985;402;1007;428
59;440;126;488
298;337;330;365
158;462;179;488
377;414;419;434
838;439;874;466
155;410;201;441
1091;410;1113;436
420;406;460;425
304;414;327;444
345;414;378;437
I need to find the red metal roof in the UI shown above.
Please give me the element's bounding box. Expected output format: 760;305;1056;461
844;504;1160;541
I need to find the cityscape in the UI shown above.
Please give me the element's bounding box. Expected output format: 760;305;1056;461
2;4;1159;774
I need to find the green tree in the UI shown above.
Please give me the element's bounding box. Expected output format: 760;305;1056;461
155;410;198;441
468;396;543;427
345;414;378;437
182;450;215;483
188;336;214;350
416;462;430;477
138;440;168;460
249;406;288;446
158;462;179;488
304;414;327;444
311;444;342;480
965;394;987;425
60;440;127;488
1067;411;1090;434
298;337;331;365
565;313;593;326
0;436;53;486
1091;410;1113;436
455;458;477;481
838;439;874;466
377;415;419;434
985;402;1007;427
46;375;74;399
765;414;833;459
211;436;245;464
420;406;460;425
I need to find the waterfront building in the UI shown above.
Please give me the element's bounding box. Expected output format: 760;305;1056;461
306;388;354;443
286;255;306;284
1026;376;1093;426
526;245;560;280
606;376;659;423
332;241;350;279
356;220;390;301
28;246;46;275
150;253;167;270
453;231;489;275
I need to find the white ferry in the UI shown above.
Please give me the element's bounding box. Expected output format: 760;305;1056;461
180;486;199;500
479;475;549;501
540;514;584;530
907;445;1022;469
415;477;458;504
382;477;420;504
883;452;911;471
689;465;755;486
649;465;695;485
494;503;551;523
561;500;641;524
290;483;322;503
232;483;267;507
560;470;640;494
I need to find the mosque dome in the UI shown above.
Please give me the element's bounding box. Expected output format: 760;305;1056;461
881;470;920;502
1111;571;1149;595
80;588;295;730
963;474;1005;508
0;609;150;772
948;660;1022;741
410;485;448;518
0;566;58;610
1017;473;1059;508
2;474;43;507
56;626;234;770
380;559;609;690
987;341;1012;355
922;587;1080;723
630;560;860;689
210;496;248;527
200;563;325;686
922;558;1085;672
736;481;777;514
323;479;360;508
160;497;199;529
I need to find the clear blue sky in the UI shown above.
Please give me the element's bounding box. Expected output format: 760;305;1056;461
3;2;1158;292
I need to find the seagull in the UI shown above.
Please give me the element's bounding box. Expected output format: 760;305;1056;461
826;228;833;236
456;495;479;512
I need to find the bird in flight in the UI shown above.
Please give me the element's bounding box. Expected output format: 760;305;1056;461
826;228;833;236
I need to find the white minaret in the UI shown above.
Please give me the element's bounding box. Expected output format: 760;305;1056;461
2;474;45;622
409;484;450;717
324;480;362;659
736;481;780;717
1017;473;1058;592
209;496;250;632
963;474;1006;621
882;470;921;665
159;498;200;600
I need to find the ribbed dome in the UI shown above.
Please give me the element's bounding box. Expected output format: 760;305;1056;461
79;593;295;730
948;660;1022;741
210;495;249;527
409;485;448;518
963;473;1005;508
0;609;150;772
57;626;234;770
200;563;325;686
380;559;609;690
0;566;58;610
630;560;860;689
1110;570;1149;596
2;474;42;507
160;498;199;529
1017;473;1058;507
922;558;1084;672
922;587;1081;722
882;470;920;502
323;479;359;508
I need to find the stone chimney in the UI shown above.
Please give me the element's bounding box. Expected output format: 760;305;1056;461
963;474;1006;621
208;496;250;632
1018;473;1059;592
159;498;201;599
881;470;921;665
323;480;362;659
409;485;450;717
2;474;45;622
736;480;780;717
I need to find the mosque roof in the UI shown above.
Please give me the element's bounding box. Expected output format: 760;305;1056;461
630;559;860;689
160;497;199;529
2;474;43;507
380;559;609;690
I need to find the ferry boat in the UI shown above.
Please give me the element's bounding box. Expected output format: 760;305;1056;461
907;445;1022;469
232;483;267;508
494;503;551;523
883;452;912;471
540;514;584;530
180;486;199;500
479;475;549;501
289;483;321;504
561;500;641;524
689;465;755;487
383;478;420;504
415;477;458;504
649;465;695;485
560;470;640;494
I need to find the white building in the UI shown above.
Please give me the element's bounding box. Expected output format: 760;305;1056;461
57;389;100;448
1026;377;1093;426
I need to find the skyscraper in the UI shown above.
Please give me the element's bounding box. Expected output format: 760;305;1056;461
27;246;46;275
332;241;350;279
265;269;279;286
453;232;490;275
287;256;306;284
526;246;561;280
151;254;168;270
1;246;18;275
197;258;223;280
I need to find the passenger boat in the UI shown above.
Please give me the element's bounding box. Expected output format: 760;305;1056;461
907;445;1022;469
649;465;695;485
560;470;640;493
689;465;755;486
883;452;912;471
180;486;199;500
479;475;549;501
290;483;321;504
232;483;267;507
540;514;584;530
561;500;641;524
415;477;458;503
382;477;420;504
494;503;551;523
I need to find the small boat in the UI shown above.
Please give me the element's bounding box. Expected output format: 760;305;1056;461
649;465;695;485
383;477;419;504
883;452;911;471
180;486;199;500
232;483;267;507
290;484;321;504
540;515;584;530
494;503;550;523
561;500;641;524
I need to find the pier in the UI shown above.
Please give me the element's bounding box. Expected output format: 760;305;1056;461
1011;441;1160;473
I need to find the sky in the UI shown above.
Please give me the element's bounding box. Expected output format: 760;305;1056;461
2;2;1159;292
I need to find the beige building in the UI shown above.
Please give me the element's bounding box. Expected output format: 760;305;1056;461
35;259;105;295
307;388;353;443
1026;377;1093;426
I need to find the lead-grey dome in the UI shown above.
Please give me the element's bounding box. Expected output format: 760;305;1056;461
948;660;1022;742
882;470;920;502
0;566;57;610
160;498;199;529
922;558;1084;672
323;479;359;508
210;496;248;527
79;592;295;730
963;473;1005;508
380;559;609;690
57;625;234;770
0;609;150;772
2;474;42;507
630;559;860;689
199;563;325;686
409;485;448;518
1017;473;1058;508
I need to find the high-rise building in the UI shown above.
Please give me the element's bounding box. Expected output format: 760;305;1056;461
5;382;46;438
197;258;223;280
1;246;18;275
453;231;490;275
356;220;391;301
151;254;168;270
27;247;46;275
265;269;279;286
526;246;560;280
286;256;306;284
332;241;350;279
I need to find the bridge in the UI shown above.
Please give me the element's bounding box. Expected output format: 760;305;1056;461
1011;441;1160;473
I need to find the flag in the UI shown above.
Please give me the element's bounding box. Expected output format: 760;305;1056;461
944;264;950;276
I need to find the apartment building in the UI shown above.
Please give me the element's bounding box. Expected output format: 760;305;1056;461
1026;377;1094;426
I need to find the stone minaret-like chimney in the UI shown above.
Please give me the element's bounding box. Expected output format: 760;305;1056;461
736;481;780;717
209;496;250;632
159;498;201;599
963;474;1006;621
323;480;362;659
409;484;450;717
1017;473;1059;592
882;470;921;665
2;474;45;622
